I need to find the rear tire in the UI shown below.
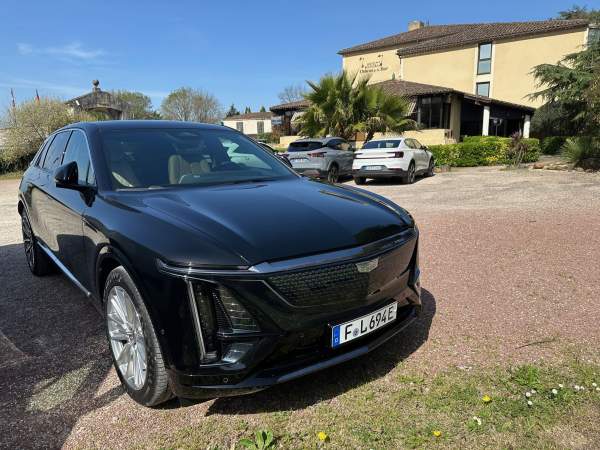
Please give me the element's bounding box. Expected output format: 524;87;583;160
354;176;366;185
104;266;172;407
403;162;416;184
21;213;53;276
327;165;339;183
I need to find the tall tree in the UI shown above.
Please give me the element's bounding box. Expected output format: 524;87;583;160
556;5;600;21
161;87;222;123
259;105;266;112
226;104;240;117
277;84;307;103
244;106;251;114
111;90;160;119
296;72;413;140
530;41;600;134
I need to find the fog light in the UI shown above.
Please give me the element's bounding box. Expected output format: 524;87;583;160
222;342;254;363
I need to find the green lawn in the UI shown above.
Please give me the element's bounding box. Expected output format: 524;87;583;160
152;359;600;449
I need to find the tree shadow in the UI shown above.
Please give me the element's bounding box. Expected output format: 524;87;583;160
0;243;121;449
206;289;436;415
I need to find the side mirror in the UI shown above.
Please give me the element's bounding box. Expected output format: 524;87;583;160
422;145;428;150
54;161;91;193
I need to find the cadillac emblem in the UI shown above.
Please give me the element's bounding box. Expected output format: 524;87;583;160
356;258;379;273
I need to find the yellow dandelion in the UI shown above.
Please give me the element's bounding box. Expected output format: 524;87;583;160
432;430;442;437
317;431;329;442
482;395;492;403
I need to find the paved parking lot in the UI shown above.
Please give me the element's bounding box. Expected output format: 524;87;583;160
1;167;600;448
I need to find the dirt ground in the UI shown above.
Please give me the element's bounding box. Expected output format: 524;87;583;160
1;167;599;449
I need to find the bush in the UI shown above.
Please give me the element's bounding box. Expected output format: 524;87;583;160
540;136;567;155
562;136;600;169
0;98;92;172
429;136;540;167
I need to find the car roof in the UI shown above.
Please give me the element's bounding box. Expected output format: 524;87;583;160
366;137;405;142
59;120;228;133
291;136;340;144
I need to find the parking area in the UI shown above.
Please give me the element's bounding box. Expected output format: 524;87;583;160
1;167;600;448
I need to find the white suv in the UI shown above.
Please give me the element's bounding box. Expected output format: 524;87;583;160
352;137;434;185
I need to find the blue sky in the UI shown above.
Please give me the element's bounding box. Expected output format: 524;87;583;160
0;0;593;114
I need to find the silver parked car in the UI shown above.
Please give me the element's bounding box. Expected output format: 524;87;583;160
285;137;354;183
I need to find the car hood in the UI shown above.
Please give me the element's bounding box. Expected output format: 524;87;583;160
115;178;413;267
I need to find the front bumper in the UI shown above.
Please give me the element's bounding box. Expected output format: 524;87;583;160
170;296;420;398
158;229;421;399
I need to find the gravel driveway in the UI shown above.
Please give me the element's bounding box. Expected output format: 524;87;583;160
1;167;599;449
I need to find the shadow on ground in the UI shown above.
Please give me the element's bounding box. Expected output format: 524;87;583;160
206;289;435;415
0;243;121;449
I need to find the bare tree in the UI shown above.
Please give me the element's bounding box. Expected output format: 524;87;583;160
277;83;307;104
160;87;222;123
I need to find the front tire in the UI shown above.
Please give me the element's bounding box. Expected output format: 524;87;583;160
354;176;366;185
426;157;435;177
104;266;172;406
21;213;54;276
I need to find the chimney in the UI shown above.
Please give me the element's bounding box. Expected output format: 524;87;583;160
408;20;425;31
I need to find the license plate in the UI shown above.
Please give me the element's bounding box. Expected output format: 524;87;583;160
331;303;397;348
364;165;384;170
291;158;308;162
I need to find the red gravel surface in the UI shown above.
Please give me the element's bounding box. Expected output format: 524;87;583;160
0;167;599;448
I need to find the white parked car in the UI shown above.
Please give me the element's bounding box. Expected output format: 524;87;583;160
352;137;434;185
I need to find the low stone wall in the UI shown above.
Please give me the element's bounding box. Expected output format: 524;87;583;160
278;135;301;148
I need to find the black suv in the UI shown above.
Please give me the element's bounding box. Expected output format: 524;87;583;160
18;121;421;406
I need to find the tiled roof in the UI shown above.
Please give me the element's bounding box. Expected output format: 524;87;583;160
270;99;311;113
224;111;273;120
338;19;589;56
372;79;535;111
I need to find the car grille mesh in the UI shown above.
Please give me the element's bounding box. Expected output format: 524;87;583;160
268;263;369;307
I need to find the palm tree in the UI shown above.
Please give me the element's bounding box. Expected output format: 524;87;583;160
358;86;415;141
296;71;414;141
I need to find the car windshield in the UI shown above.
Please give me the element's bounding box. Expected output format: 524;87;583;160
362;140;402;149
288;141;324;152
100;128;295;189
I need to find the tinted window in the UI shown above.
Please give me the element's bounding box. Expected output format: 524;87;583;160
100;128;294;189
362;140;402;149
42;131;71;171
35;136;54;167
62;130;94;185
288;141;323;152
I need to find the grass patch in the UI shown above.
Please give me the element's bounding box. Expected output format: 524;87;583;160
151;359;600;449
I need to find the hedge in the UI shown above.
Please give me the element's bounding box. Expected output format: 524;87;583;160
429;136;540;167
540;136;571;155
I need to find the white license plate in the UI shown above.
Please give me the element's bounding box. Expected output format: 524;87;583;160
364;165;384;170
291;158;308;162
331;303;397;348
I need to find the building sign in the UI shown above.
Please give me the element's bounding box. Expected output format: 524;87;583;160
359;54;389;75
272;116;283;125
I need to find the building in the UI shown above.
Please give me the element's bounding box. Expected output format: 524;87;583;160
337;19;595;142
222;111;273;138
65;80;129;119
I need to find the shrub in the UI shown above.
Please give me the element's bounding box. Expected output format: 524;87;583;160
541;136;567;155
562;136;600;169
428;136;540;167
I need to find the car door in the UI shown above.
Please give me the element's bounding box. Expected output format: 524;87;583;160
413;139;429;170
406;139;424;170
31;130;72;250
49;129;95;283
337;140;354;174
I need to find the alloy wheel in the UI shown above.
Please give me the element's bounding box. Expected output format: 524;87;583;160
107;286;147;390
408;164;415;183
21;215;35;269
328;166;339;183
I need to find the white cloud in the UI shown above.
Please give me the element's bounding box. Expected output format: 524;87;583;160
16;42;106;62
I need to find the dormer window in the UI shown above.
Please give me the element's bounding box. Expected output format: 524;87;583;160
477;43;492;75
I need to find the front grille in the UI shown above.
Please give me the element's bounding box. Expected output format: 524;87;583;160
269;263;369;307
267;238;416;307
